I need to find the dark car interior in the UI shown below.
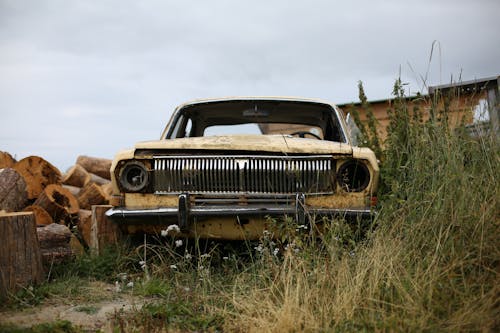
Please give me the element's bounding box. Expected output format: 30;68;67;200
164;100;346;143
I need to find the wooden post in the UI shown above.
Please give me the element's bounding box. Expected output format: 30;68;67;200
0;212;43;299
90;205;121;254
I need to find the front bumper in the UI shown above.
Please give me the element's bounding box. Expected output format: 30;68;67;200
105;193;373;229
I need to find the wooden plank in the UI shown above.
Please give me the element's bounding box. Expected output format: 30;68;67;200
90;205;121;254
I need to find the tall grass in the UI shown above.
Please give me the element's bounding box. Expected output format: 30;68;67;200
217;80;499;332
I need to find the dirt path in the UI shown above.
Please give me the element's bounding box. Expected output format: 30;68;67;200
0;282;151;332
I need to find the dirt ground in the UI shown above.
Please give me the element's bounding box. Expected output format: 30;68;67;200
0;281;150;332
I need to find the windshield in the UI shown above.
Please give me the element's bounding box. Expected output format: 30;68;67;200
163;99;346;143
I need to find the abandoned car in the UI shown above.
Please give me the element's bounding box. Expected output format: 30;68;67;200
106;97;379;239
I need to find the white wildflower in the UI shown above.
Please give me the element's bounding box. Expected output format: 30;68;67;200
166;224;181;234
222;256;229;260
184;252;192;260
273;248;279;256
175;240;183;247
170;264;177;269
160;229;168;237
117;273;128;281
254;244;264;253
126;281;134;288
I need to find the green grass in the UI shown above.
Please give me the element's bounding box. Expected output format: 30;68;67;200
0;321;81;333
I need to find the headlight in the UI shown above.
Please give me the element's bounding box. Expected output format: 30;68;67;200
337;160;370;192
119;161;149;192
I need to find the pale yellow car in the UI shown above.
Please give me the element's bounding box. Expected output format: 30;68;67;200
106;97;379;240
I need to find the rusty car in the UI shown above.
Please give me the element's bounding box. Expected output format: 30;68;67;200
106;97;379;239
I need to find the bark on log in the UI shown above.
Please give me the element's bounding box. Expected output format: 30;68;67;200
0;212;44;299
0;168;28;212
62;164;90;188
77;209;92;247
76;156;112;180
62;184;81;197
88;172;110;186
0;151;16;169
77;183;107;210
13;156;62;200
90;205;120;254
34;184;79;223
23;205;53;226
36;223;73;265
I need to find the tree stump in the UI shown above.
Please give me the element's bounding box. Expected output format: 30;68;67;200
90;205;121;254
76;156;112;180
34;184;79;223
0;212;44;299
0;151;16;169
23;205;53;226
13;156;62;200
62;164;90;188
0;168;28;212
77;183;107;210
36;223;73;266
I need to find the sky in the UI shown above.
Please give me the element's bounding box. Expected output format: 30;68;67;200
1;0;499;171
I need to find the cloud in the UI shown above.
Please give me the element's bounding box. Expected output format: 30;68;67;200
0;0;499;169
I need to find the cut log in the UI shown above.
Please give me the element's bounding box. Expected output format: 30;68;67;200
13;156;62;200
62;184;81;197
0;168;28;212
62;164;90;188
90;205;121;254
36;223;73;265
0;151;16;169
76;156;112;180
77;183;107;210
101;183;113;202
88;172;110;186
23;205;53;226
34;184;79;223
0;212;44;299
77;209;92;247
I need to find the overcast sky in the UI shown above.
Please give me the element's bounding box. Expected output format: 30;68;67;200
1;0;499;170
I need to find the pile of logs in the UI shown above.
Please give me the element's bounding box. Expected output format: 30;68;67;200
0;151;118;297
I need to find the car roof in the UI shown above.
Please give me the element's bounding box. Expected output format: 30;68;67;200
175;96;338;111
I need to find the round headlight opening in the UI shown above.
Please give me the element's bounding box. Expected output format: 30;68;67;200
119;161;149;192
337;160;370;192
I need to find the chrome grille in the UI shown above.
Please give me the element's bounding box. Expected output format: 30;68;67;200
153;155;335;194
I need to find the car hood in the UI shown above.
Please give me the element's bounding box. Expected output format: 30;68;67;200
134;135;353;155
